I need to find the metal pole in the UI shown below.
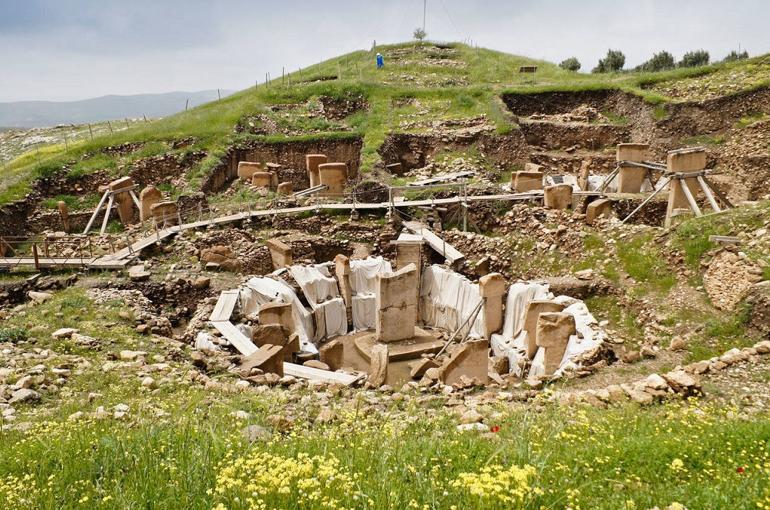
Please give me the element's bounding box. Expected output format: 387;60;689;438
621;177;670;224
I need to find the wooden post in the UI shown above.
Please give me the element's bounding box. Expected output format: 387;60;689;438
88;123;94;140
107;121;113;133
217;89;221;100
185;99;189;111
32;243;40;271
697;176;721;212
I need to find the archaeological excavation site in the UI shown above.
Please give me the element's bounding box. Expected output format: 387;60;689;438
2;41;770;509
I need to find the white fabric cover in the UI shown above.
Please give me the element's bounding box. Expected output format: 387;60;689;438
240;276;317;353
587;173;654;193
349;257;393;331
490;283;604;378
290;264;347;339
420;265;485;339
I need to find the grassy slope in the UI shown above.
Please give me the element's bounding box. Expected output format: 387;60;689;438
3;42;766;206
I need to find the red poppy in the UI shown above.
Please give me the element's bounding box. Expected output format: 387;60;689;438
736;466;745;474
490;425;500;433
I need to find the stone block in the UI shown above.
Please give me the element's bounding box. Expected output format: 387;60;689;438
259;302;294;333
667;147;706;173
334;254;352;310
251;323;288;348
265;238;293;269
277;182;293;195
368;344;388;386
150;201;179;226
513;171;543;192
386;162;404;175
479;273;506;339
524;162;543;173
240;344;284;377
616;143;649;163
318;162;347;197
616;144;650;193
108;176;136;225
523;300;565;359
585;198;613;224
535;312;576;376
251;172;273;189
439;339;489;386
238;161;264;180
543;184;573;209
139;186;162;222
305;154;328;187
376;263;418;343
319;338;344;371
57;201;71;232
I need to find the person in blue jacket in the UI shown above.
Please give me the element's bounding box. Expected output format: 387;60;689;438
376;53;384;69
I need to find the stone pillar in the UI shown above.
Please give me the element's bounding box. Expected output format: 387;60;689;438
585;198;613;225
108;177;136;225
277;182;293;195
616;143;650;193
251;172;273;189
523;300;565;359
536;312;576;376
305;154;328;188
265;239;293;270
150;201;179;226
266;163;281;188
577;158;591;191
318;162;347;197
479;273;506;339
543;184;573;210
139;186;162;222
57;201;71;233
438;338;489;386
665;148;706;226
375;263;418;342
259;302;295;335
392;237;423;307
513;171;543;192
238;161;264;180
334;254;353;325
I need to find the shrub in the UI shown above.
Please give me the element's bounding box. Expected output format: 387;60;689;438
637;51;676;72
723;50;749;62
592;49;625;73
679;50;710;68
413;28;426;41
0;327;28;343
559;57;581;71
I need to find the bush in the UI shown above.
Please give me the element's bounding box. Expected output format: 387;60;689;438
723;50;749;62
592;49;625;73
0;327;28;343
636;51;676;72
559;57;581;71
679;50;710;68
413;28;426;41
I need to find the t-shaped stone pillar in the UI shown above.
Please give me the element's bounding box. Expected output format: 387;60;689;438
265;239;293;270
57;201;71;233
305;154;328;188
259;302;295;335
479;273;506;339
543;184;573;210
238;161;264;180
523;300;566;359
665;148;707;227
108;177;136;225
616;143;650;193
334;254;353;325
139;186;162;222
318;162;347;197
375;263;418;342
536;311;576;376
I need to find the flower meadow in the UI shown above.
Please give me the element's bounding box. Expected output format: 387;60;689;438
1;388;769;510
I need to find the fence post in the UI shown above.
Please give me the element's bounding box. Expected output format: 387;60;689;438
32;243;40;271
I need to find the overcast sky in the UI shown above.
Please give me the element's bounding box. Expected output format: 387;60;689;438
0;0;766;102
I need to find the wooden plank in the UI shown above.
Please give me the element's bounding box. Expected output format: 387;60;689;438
708;235;741;245
0;257;96;268
409;171;475;186
283;362;361;385
210;290;240;322
403;221;464;265
211;320;258;356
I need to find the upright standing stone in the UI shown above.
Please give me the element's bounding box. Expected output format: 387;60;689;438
543;184;573;210
319;338;344;371
251;172;273;189
535;312;576;376
259;302;295;335
439;339;489;386
392;236;423;306
334;254;353;325
57;201;71;233
238;161;264;180
616;143;650;193
108;177;136;225
305;154;328;188
139;186;162;222
375;263;418;342
585;198;613;225
523;300;565;359
240;344;284;377
265;239;293;270
150;201;179;226
368;344;389;386
665;148;707;227
513;171;544;192
318;162;347;197
277;182;293;195
479;273;506;339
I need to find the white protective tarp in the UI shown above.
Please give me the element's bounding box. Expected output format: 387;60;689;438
490;282;604;378
290;264;347;338
240;276;317;353
349;257;393;331
587;174;654;193
420;265;485;339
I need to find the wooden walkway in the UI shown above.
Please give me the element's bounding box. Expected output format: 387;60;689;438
1;189;602;271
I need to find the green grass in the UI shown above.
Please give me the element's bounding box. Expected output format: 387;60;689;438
735;112;770;129
687;304;754;361
616;233;676;294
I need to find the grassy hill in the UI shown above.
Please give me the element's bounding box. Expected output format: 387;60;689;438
1;41;768;207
